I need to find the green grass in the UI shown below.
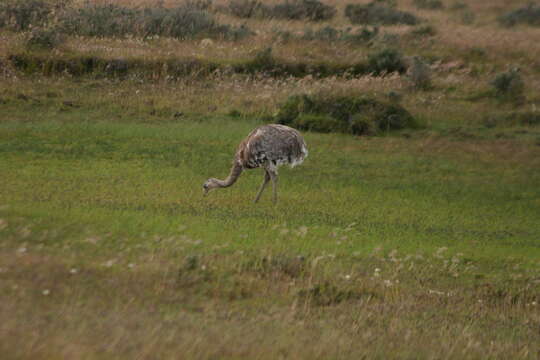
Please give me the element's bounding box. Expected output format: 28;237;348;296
2;116;539;258
1;80;539;359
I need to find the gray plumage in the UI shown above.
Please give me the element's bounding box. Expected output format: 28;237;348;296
203;124;308;203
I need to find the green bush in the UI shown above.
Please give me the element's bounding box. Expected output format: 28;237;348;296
499;3;540;27
58;3;251;40
367;48;406;75
227;0;265;18
246;47;275;71
272;0;337;21
460;10;476;25
519;112;540;126
342;26;379;44
225;0;336;21
25;27;64;49
371;0;397;7
483;112;540;128
184;0;213;11
413;0;444;10
302;26;340;41
274;93;415;135
410;24;436;37
490;68;525;102
386;90;403;103
0;0;51;31
300;26;379;45
348;113;377;135
294;114;347;133
407;57;432;90
59;4;137;37
450;1;468;11
344;2;419;25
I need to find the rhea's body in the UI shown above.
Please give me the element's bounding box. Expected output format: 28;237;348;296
203;124;308;203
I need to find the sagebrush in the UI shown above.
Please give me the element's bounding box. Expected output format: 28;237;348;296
223;0;336;21
499;3;540;27
344;2;419;25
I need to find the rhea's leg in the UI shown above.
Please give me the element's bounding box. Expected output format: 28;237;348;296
269;171;278;204
254;170;270;203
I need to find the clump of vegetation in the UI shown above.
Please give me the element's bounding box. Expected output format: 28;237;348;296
246;47;275;71
302;26;339;41
271;0;337;21
0;0;51;31
409;24;436;37
490;68;525;103
184;0;213;11
460;10;476;25
407;57;432;90
342;26;380;44
367;48;406;75
386;90;403;103
25;27;64;49
448;0;473;23
59;4;139;37
373;32;400;47
499;3;540;27
8;52;220;79
294;114;346;133
226;0;264;18
344;2;419;25
483;111;540;128
413;0;444;10
301;26;379;44
465;47;486;61
58;3;251;40
450;1;468;10
7;49;375;79
58;4;143;37
273;29;293;43
371;0;397;7
519;112;540;125
225;0;336;21
274;93;415;135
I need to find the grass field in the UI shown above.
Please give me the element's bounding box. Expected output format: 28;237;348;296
1;78;539;359
1;0;540;358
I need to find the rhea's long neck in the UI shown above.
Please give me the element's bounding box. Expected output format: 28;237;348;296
216;161;243;188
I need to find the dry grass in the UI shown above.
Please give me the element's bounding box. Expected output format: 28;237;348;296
1;70;538;137
59;34;369;65
97;0;540;61
3;0;539;68
1;0;540;108
1;241;539;359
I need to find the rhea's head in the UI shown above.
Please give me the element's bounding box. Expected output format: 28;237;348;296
202;178;220;196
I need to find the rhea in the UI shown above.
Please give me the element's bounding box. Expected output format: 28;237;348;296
203;124;308;203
